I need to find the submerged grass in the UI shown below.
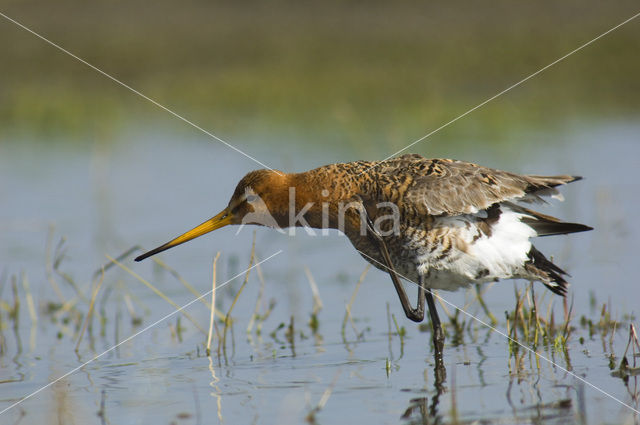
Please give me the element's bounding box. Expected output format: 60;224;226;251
506;282;575;354
304;266;323;336
74;268;105;352
246;260;276;339
151;257;225;321
341;265;370;344
107;254;207;335
1;230;638;423
612;324;640;379
306;370;341;425
474;283;498;326
206;252;221;357
222;233;256;355
4;234;636;365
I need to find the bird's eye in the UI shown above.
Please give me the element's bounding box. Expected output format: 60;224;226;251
246;194;258;203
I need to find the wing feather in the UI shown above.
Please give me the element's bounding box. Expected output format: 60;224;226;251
373;154;579;216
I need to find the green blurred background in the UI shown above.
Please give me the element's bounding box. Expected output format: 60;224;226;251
2;0;639;151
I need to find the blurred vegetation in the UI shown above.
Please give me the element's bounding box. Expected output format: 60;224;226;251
1;0;639;147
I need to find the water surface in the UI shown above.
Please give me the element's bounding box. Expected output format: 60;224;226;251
1;122;639;424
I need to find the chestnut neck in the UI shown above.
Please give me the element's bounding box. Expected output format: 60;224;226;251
267;169;364;231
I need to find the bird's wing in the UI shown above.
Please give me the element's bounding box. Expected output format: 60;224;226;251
374;154;579;216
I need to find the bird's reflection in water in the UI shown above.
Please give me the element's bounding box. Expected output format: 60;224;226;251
401;351;446;425
400;350;577;425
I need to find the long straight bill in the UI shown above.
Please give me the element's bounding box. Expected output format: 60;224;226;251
135;209;231;262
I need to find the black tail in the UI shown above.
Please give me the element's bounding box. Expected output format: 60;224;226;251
525;246;569;296
523;215;593;237
506;202;593;237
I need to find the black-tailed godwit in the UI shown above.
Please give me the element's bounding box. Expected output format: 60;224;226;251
135;154;592;350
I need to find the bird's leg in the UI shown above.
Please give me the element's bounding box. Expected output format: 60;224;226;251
358;197;425;322
425;288;445;353
430;355;446;418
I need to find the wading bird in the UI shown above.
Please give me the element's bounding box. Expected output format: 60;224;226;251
135;154;591;351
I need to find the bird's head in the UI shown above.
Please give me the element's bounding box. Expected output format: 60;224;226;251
135;169;289;262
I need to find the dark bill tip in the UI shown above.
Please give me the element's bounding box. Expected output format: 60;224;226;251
134;243;171;262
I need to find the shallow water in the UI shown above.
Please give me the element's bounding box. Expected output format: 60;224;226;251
1;121;639;424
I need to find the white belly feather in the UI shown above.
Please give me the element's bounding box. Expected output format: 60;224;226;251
410;207;536;291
